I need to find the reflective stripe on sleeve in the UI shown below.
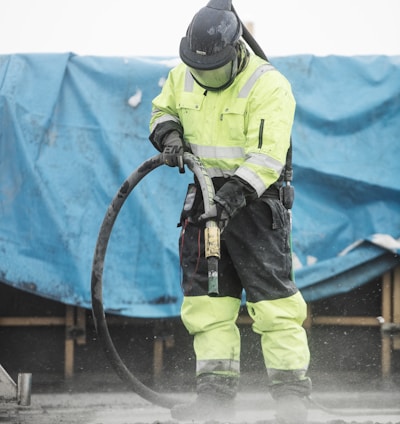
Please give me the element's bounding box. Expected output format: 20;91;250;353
235;166;267;196
235;153;284;195
246;152;284;173
150;111;181;132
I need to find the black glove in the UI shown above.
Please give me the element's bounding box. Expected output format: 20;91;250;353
199;203;230;232
162;131;185;173
199;176;257;232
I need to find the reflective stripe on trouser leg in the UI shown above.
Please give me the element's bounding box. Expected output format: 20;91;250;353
247;292;310;383
181;295;241;377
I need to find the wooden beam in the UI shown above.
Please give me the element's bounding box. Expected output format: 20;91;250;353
0;317;66;326
311;316;380;326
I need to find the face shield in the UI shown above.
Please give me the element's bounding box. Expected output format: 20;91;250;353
189;60;237;91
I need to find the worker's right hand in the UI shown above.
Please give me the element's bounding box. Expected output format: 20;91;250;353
162;131;185;173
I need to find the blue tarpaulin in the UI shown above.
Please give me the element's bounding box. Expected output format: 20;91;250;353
1;53;399;317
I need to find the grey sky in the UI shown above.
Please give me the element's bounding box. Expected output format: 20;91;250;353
1;0;399;57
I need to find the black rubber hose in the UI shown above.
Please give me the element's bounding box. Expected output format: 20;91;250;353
231;4;268;62
91;152;217;409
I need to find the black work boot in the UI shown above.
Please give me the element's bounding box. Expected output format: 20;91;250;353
171;374;238;421
275;394;308;424
171;393;235;421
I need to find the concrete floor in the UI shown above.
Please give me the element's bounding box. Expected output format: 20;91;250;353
2;388;400;424
2;281;400;423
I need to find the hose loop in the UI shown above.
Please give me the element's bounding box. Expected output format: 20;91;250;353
91;152;217;409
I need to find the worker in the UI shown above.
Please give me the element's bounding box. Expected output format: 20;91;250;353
148;1;311;422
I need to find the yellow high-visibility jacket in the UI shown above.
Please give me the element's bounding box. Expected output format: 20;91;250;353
150;54;295;196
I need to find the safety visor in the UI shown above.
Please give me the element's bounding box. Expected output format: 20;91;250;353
189;61;234;90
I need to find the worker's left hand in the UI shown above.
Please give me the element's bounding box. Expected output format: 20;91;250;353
199;177;255;231
198;203;230;232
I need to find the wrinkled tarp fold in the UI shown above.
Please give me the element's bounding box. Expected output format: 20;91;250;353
0;53;399;317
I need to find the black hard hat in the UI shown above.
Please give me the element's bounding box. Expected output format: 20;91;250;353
180;0;242;71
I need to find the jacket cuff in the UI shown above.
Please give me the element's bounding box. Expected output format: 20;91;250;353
149;121;183;152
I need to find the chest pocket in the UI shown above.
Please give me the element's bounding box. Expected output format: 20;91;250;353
176;92;205;139
177;93;205;115
219;102;247;143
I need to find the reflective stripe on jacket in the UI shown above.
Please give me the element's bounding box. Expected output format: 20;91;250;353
150;55;295;196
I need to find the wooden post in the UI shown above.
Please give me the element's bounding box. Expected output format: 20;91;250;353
153;338;164;381
393;266;400;350
303;303;313;331
381;271;392;378
76;307;87;346
64;305;75;379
